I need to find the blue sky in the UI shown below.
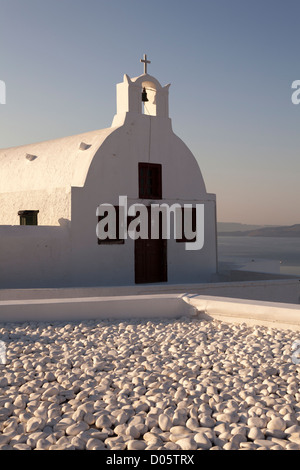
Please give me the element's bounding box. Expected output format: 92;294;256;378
1;0;300;225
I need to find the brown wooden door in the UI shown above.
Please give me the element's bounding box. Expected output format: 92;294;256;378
135;237;167;284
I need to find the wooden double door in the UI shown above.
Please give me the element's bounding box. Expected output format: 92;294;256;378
135;237;167;284
134;207;167;284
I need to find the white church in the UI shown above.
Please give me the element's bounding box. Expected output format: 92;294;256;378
0;56;217;289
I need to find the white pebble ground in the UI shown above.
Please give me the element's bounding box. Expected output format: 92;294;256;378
0;316;300;450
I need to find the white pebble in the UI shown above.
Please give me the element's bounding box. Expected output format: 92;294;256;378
186;417;200;431
176;436;197;450
65;421;89;436
127;439;147;450
194;433;212;449
248;417;267;428
267;417;286;432
86;438;106;450
0;377;8;388
158;413;172;432
126;425;140;439
248;427;265;440
95;414;113;429
26;417;44;433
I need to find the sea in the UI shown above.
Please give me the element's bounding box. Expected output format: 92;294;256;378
217;236;300;277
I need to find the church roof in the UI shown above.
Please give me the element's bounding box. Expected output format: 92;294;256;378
0;126;116;193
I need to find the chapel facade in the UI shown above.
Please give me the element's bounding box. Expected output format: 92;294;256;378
0;57;217;288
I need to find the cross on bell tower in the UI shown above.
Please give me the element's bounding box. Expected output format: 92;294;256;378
140;54;151;74
112;56;171;126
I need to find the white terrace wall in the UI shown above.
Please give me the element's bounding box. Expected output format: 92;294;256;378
0;279;299;304
188;278;300;305
0;226;71;288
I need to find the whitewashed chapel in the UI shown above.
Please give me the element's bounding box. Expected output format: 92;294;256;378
0;56;217;288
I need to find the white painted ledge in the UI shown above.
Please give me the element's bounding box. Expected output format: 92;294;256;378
1;292;300;331
182;294;300;331
0;294;194;323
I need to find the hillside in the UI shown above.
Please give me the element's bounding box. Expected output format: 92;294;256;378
218;224;300;237
217;223;269;232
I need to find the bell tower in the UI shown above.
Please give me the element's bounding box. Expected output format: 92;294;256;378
112;55;171;127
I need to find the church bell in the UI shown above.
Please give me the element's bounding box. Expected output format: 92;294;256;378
141;87;149;102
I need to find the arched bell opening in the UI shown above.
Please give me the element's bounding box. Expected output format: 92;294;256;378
112;72;170;127
141;81;157;116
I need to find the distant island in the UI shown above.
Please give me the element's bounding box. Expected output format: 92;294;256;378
218;223;300;238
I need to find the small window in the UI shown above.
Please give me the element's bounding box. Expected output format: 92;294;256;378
139;163;162;199
18;210;39;226
176;207;196;243
97;206;125;245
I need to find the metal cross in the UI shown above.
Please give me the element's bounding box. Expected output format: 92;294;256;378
140;54;151;74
